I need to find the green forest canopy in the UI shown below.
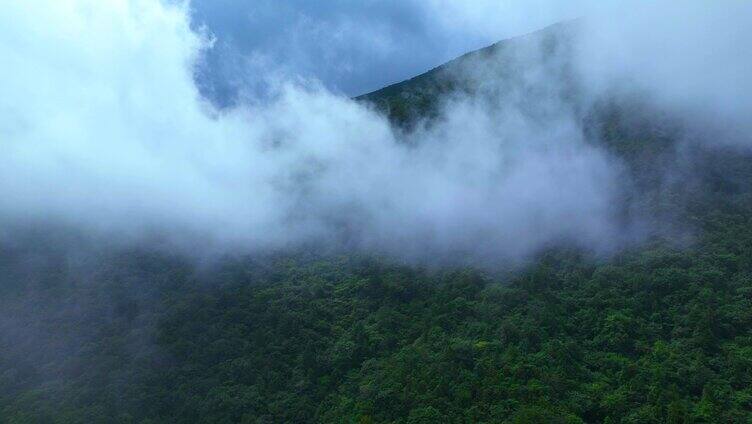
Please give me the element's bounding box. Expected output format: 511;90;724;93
2;23;752;423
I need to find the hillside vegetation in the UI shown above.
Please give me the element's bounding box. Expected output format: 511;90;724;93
2;23;752;423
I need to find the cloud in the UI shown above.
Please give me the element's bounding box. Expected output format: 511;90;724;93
3;0;750;267
421;0;752;146
0;0;637;265
576;2;752;146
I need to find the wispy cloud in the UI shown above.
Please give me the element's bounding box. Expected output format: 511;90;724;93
0;0;749;265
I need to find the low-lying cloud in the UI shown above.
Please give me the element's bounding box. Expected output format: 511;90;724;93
0;0;749;265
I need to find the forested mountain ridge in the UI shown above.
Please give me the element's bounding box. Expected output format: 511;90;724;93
2;22;752;424
356;21;577;128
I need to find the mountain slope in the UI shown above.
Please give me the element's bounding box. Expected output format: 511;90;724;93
2;23;752;424
356;21;576;128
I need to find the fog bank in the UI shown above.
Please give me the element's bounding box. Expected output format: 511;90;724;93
1;0;749;264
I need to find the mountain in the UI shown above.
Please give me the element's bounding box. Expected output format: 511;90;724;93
356;21;577;128
2;23;752;424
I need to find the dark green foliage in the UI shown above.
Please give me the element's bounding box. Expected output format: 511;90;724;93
2;206;752;423
356;21;577;131
3;20;752;424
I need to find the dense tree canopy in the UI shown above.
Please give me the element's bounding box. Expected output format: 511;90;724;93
3;23;752;424
2;207;751;423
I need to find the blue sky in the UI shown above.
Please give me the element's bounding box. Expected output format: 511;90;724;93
188;0;584;102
